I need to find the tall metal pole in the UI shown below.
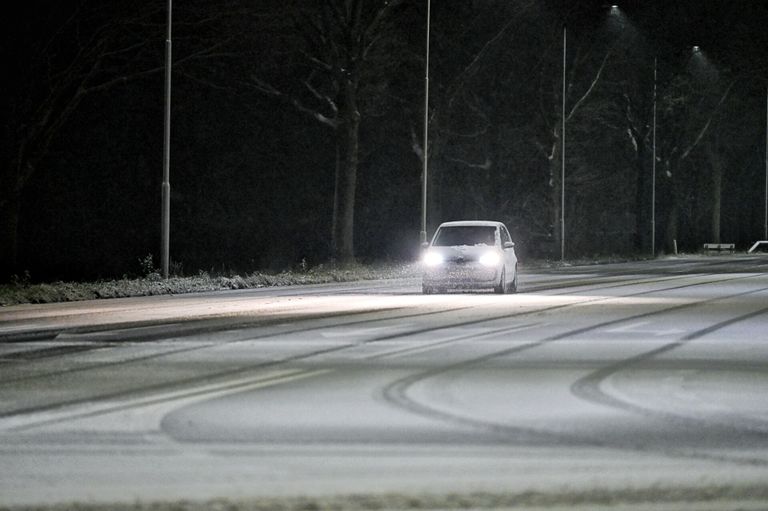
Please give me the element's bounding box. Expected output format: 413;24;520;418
420;0;431;246
651;57;657;256
561;24;566;261
764;83;767;240
161;0;172;278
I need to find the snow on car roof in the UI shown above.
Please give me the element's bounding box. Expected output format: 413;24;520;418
437;220;504;228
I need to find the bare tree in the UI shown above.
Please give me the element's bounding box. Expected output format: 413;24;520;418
248;0;407;263
537;27;614;257
655;67;734;251
0;1;232;278
410;0;537;231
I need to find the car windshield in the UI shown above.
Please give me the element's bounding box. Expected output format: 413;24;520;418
433;226;496;247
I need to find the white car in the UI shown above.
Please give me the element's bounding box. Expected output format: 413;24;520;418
422;221;518;294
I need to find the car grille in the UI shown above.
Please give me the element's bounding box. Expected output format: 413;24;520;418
446;255;476;264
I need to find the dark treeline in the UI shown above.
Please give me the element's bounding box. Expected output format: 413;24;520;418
1;0;767;281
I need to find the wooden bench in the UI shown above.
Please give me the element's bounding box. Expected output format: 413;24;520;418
748;241;768;253
703;243;735;253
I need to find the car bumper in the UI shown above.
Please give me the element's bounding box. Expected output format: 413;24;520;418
423;263;501;289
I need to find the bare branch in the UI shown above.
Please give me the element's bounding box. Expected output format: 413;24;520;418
446;13;519;111
304;78;338;116
363;0;405;44
410;126;424;163
445;156;493;170
566;50;611;122
247;76;338;129
680;80;736;161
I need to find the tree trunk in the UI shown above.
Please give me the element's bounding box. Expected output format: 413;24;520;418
0;193;21;280
707;145;722;244
633;143;649;252
331;144;340;257
711;172;722;244
332;81;360;264
549;126;562;256
665;203;679;254
427;128;443;235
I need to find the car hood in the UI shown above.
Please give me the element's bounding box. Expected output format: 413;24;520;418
428;245;498;261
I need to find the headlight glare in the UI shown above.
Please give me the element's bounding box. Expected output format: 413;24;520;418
479;251;501;267
423;251;444;267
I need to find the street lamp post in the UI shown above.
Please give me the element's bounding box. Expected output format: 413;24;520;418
420;0;431;246
561;24;566;261
161;0;172;279
764;82;767;240
652;57;657;256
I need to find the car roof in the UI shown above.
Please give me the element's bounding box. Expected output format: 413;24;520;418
437;221;504;228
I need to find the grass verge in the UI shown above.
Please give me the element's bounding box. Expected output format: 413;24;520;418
0;254;660;307
3;486;768;511
0;263;421;307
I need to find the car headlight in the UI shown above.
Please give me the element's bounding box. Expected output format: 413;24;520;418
423;251;444;267
479;251;501;267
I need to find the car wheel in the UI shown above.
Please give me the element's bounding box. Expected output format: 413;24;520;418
494;267;507;294
422;284;433;295
507;265;518;293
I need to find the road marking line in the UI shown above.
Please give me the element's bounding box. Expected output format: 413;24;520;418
605;321;684;337
0;368;331;433
319;325;411;338
367;323;542;360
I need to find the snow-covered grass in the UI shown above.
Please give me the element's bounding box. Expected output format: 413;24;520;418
0;263;421;307
0;253;660;307
1;485;766;511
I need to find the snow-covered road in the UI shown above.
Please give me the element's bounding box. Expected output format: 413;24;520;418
2;255;768;509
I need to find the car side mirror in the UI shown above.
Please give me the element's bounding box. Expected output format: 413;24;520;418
504;241;515;249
